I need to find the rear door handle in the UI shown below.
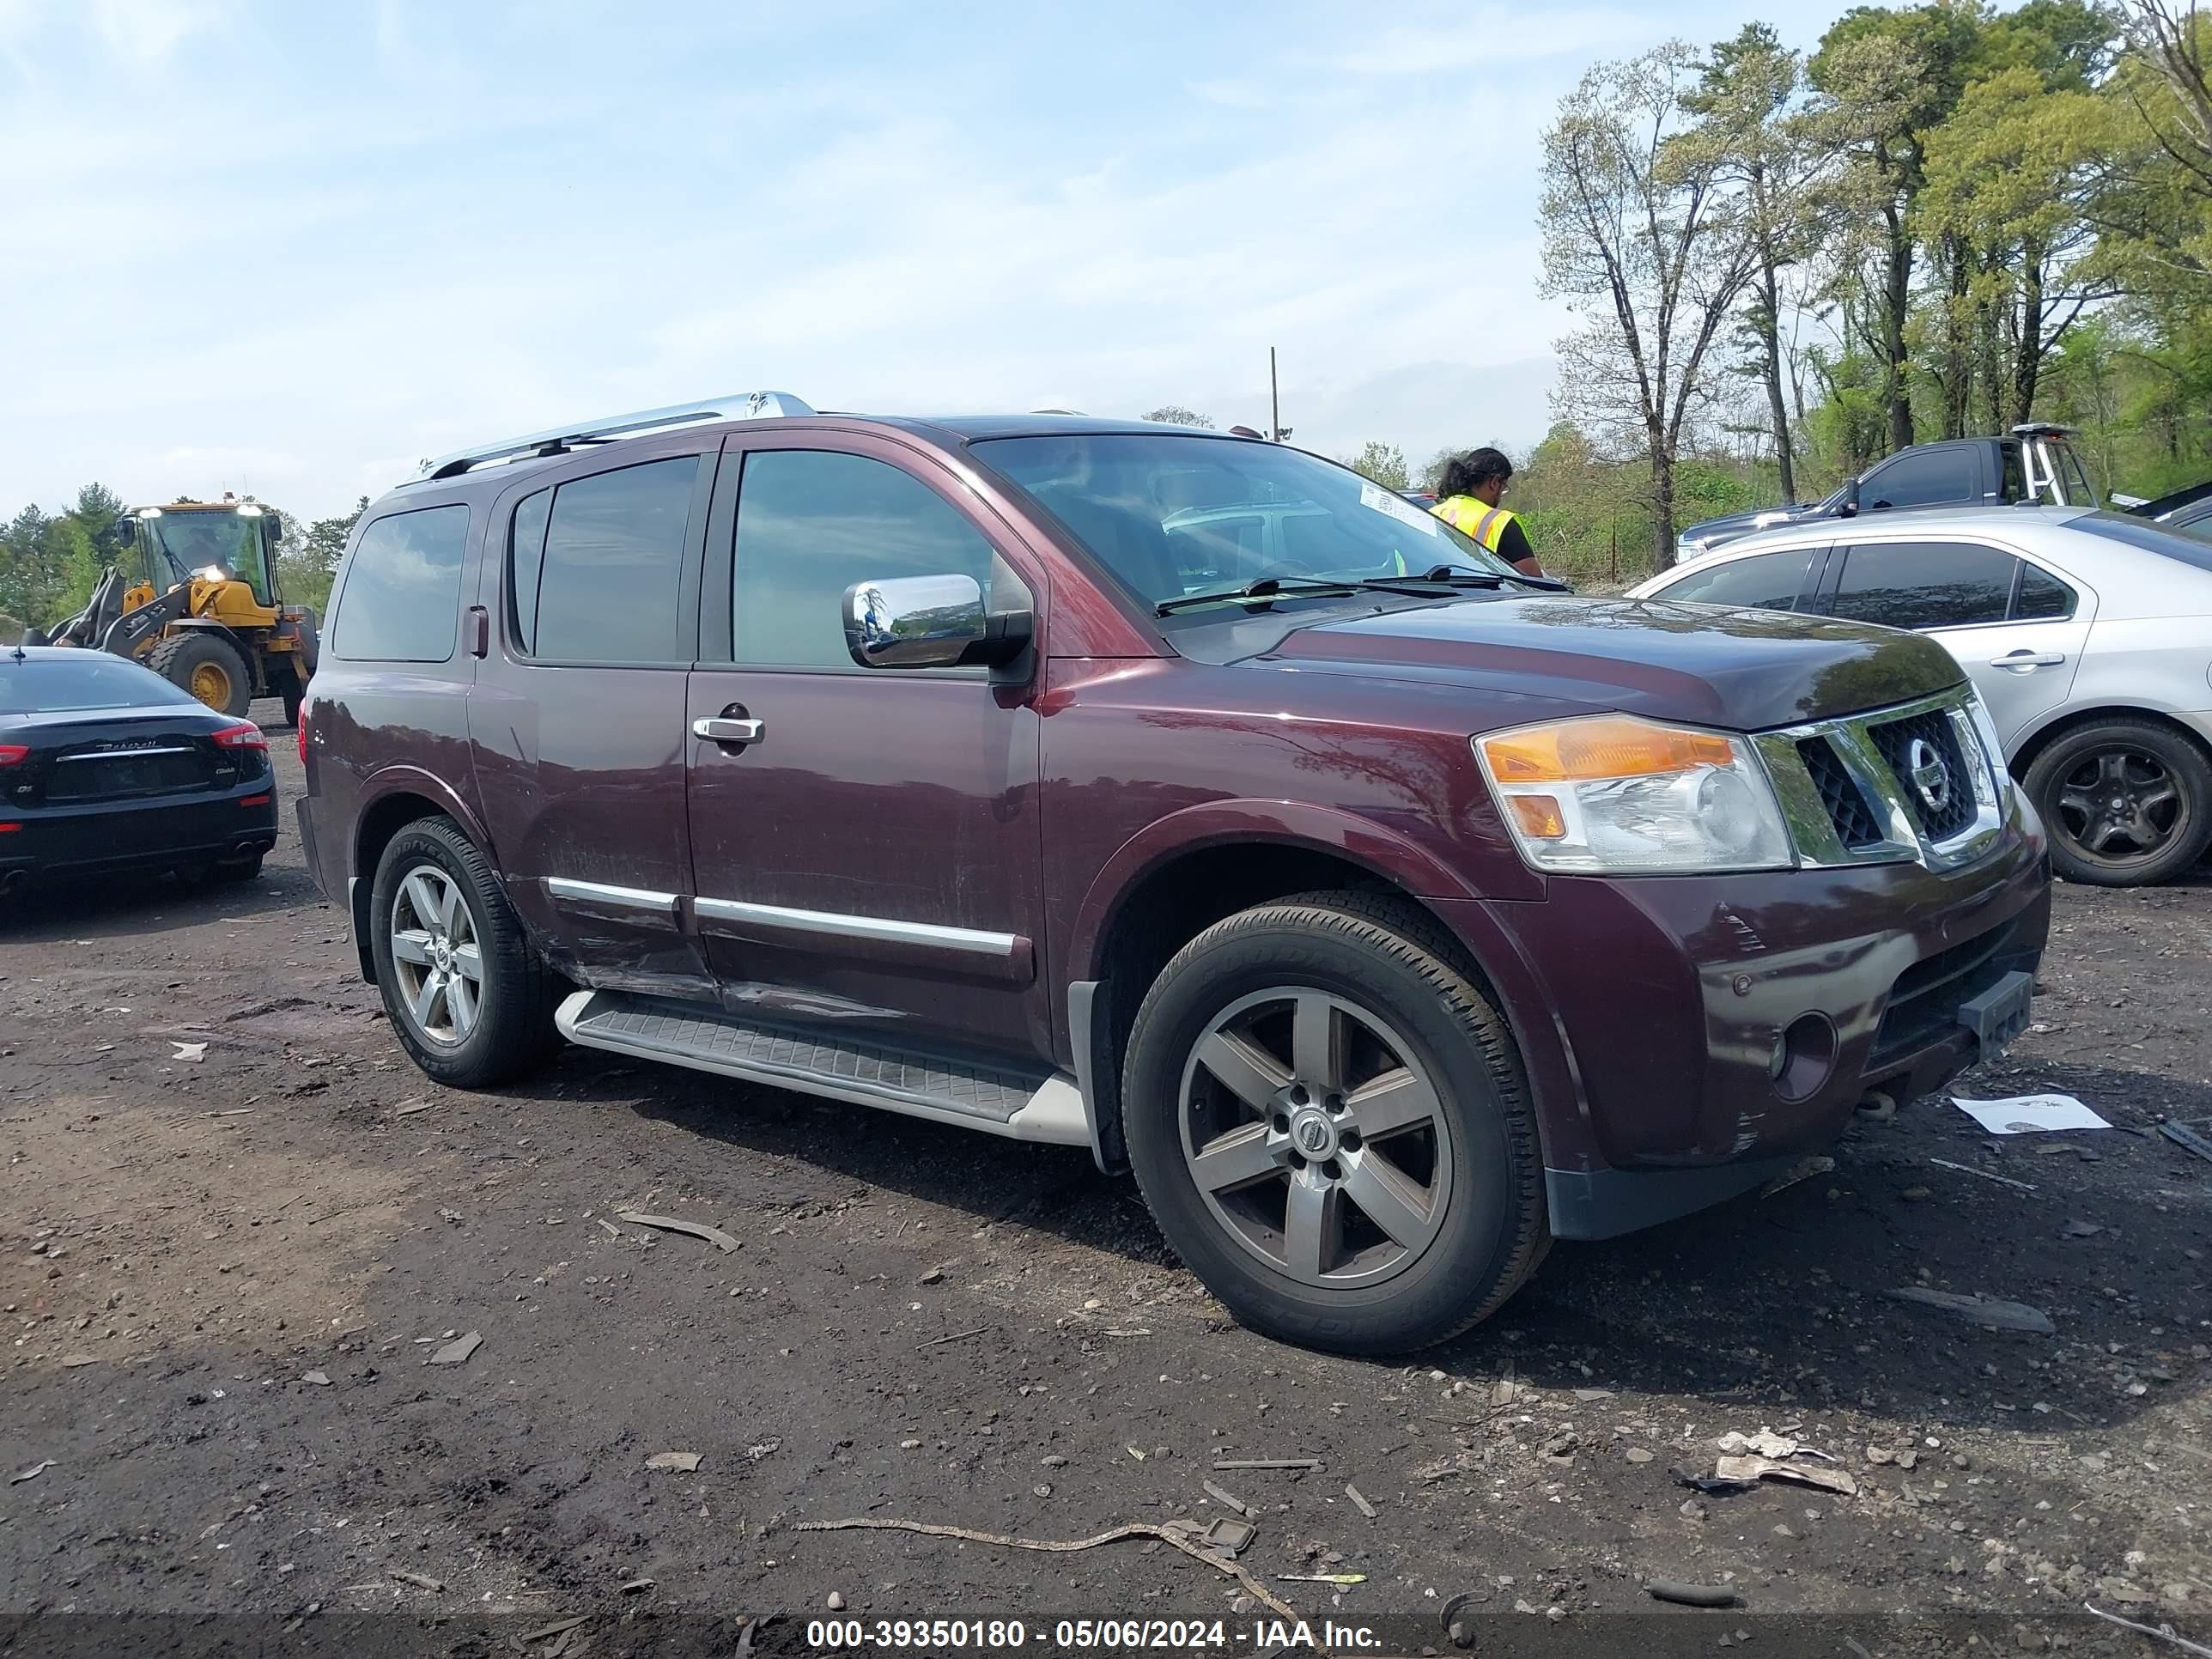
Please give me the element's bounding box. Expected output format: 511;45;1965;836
1990;650;2065;670
692;716;765;744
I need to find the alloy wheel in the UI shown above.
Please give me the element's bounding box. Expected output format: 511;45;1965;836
1178;987;1454;1289
2053;747;2184;867
388;865;484;1046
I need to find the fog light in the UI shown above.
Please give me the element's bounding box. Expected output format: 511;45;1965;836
1770;1012;1838;1103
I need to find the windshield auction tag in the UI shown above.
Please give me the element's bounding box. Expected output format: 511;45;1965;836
1360;483;1440;537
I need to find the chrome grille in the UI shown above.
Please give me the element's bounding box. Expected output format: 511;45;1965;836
1795;736;1884;849
1867;708;1976;842
1753;688;2008;872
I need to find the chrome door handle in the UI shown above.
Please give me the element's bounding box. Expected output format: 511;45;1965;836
1990;650;2065;670
692;716;765;744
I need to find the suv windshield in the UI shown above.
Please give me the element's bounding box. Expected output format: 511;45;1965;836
974;434;1517;613
2;653;198;715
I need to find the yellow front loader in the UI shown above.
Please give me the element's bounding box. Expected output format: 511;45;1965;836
40;495;319;723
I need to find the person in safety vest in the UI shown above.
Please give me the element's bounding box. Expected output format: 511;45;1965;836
1431;447;1542;577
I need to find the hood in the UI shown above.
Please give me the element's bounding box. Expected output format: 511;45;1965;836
1679;502;1821;553
1261;595;1966;732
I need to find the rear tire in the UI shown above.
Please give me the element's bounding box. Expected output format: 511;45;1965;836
2024;718;2212;886
279;675;304;729
1123;890;1548;1354
369;817;562;1087
149;632;252;718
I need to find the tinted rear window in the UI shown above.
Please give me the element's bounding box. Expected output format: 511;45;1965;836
2064;511;2212;572
331;505;471;662
0;654;199;715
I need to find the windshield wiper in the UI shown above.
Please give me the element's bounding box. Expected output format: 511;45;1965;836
1414;561;1571;592
1156;576;1363;616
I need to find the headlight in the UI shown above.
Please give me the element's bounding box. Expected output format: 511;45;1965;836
1474;714;1795;874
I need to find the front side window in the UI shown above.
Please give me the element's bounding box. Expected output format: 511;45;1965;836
1827;541;2015;631
730;450;1006;669
1653;548;1811;611
1863;448;1974;510
329;504;470;662
530;457;699;663
975;432;1516;615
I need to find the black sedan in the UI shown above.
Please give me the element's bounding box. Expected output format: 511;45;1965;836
1;646;277;896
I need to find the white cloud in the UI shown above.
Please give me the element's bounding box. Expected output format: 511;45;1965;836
0;1;1722;519
90;0;229;61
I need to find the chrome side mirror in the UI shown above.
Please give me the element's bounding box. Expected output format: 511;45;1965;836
842;573;989;669
842;573;1034;671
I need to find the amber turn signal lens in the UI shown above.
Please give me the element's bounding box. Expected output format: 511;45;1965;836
1481;716;1737;782
1507;793;1567;839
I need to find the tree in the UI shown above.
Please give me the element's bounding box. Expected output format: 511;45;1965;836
1540;41;1761;567
1917;62;2125;427
1338;441;1411;489
1684;24;1826;501
71;483;127;556
1142;404;1214;428
281;495;368;617
1808;3;1985;452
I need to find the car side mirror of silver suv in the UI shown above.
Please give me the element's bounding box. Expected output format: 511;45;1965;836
842;574;1030;671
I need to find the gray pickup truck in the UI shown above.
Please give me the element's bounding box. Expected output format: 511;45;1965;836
1679;425;2098;560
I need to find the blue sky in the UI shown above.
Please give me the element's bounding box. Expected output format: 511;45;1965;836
1;0;1835;521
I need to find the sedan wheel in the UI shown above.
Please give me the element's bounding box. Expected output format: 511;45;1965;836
388;863;485;1046
1181;987;1452;1289
2027;720;2212;887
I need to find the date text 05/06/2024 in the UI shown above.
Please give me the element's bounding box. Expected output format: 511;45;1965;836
804;1619;1385;1650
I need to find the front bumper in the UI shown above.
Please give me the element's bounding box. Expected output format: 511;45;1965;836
1435;805;2051;1239
2;784;279;881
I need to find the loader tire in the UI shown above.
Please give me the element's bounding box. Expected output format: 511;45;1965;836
149;632;252;718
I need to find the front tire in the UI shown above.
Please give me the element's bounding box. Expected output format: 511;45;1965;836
2025;719;2212;886
1123;892;1547;1354
369;817;561;1087
149;632;253;718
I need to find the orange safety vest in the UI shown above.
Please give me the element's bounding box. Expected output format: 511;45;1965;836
1432;495;1520;554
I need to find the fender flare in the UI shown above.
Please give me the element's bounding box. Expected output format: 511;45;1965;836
349;765;498;885
1071;798;1498;983
346;767;501;981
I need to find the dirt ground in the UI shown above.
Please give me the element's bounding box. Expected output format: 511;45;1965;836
3;705;2209;1656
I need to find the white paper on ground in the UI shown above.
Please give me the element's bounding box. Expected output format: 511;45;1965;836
1950;1093;2111;1135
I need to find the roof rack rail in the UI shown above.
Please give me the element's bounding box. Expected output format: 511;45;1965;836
414;391;816;482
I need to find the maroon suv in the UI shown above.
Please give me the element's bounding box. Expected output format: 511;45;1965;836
296;394;2050;1352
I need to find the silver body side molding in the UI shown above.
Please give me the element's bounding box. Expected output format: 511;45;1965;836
547;878;680;917
694;896;1019;958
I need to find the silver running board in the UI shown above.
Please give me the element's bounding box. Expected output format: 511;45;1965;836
554;990;1089;1148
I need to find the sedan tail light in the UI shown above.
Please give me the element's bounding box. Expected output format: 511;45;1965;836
0;744;26;767
212;721;267;751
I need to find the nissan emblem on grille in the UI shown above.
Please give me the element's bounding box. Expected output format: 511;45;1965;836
1907;738;1953;814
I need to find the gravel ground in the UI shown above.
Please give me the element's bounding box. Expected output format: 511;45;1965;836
2;705;2208;1656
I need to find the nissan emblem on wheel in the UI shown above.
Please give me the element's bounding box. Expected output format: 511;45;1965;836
295;395;2052;1353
